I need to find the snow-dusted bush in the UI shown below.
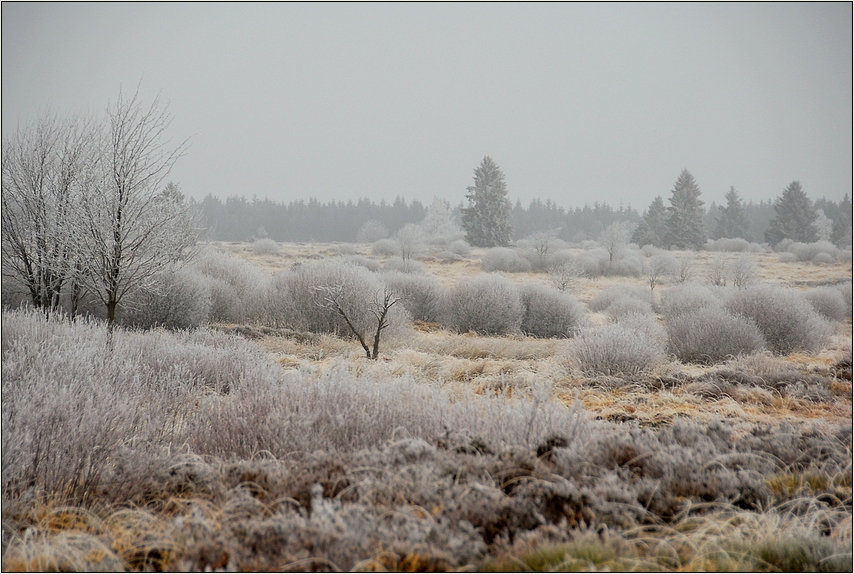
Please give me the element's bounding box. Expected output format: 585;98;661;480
666;307;766;364
371;238;399;257
789;241;838;263
778;252;797;263
605;295;654;320
804;287;849;322
519;283;588;338
725;285;833;354
705;238;752;252
813;252;835;265
729;254;759;288
588;285;652;313
576;248;610;278
442;274;523;335
191;249;268;324
448;239;471;257
382;257;425;274
356;219;388;243
251;238;280;255
265;260;410;340
605;250;644;277
120;267;212;330
383;272;443;323
338;254;381;272
570;320;665;377
660;282;723;319
837;281;853;318
481;247;532;273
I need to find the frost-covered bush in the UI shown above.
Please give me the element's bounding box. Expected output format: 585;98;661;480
725;285;833;354
191;249;268;324
666;307;766;364
729;254;759;288
837;281;853;318
812;252;835;265
576;248;609;278
382;257;425;274
251;238;280;255
704;238;764;253
338;254;381;272
265;260;410;339
481;247;532;273
442;274;523;335
383;272;443;323
605;252;644;277
660;282;722;319
788;241;838;263
519;283;588;338
804;287;849;322
588;285;652;313
371;238;399;257
605;296;654;320
448;239;471;257
617;312;668;350
570;320;665;377
120;267;212;330
356;219;388;243
778;251;798;263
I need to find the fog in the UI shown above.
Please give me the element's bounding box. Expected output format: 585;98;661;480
2;3;851;208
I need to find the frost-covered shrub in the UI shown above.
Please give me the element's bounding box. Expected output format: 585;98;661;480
778;252;798;263
837;249;852;263
338;254;381;272
837;281;853;318
812;252;835;265
519;283;588;338
382;257;425;274
383;272;443;323
435;250;463;263
705;238;751;252
660;282;722;319
120;267;212;330
191;250;268;324
725;285;833;354
356;219;388;243
729;254;759;288
605;296;653;320
251;238;280;255
371;238;399;257
570;321;665;377
265;260;410;339
588;285;652;313
442;274;523;335
666;307;766;364
448;239;471;257
576;248;609;278
481;247;532;273
605;251;644;277
804;287;848;322
617;312;667;350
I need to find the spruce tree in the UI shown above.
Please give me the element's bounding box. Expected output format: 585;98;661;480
631;196;668;247
665;169;706;249
461;156;513;247
830;193;852;248
765;181;818;245
714;186;750;240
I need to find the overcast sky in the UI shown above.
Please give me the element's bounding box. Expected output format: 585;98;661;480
3;3;851;210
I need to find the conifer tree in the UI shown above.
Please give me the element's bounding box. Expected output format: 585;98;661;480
765;181;818;245
461;156;513;247
830;193;852;248
631;196;668;247
664;169;706;249
714;186;750;239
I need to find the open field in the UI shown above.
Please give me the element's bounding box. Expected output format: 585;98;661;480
2;242;851;571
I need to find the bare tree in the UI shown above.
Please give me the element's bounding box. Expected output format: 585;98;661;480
317;284;400;359
674;253;697;283
395;223;425;270
548;258;584;292
526;228;560;271
1;112;95;313
730;254;759;289
645;253;678;293
599;221;632;264
78;88;194;329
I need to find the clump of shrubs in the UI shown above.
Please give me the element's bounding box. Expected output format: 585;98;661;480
481;247;532;273
371;238;400;257
588;286;653;313
442;274;523;335
519;284;588;338
725;284;833;355
659;282;723;319
120;267;212;330
666;307;766;364
448;239;472;257
191;249;269;324
776;240;839;264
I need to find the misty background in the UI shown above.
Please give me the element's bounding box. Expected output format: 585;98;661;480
2;3;852;211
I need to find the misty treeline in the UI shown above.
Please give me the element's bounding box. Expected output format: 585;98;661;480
194;184;851;248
